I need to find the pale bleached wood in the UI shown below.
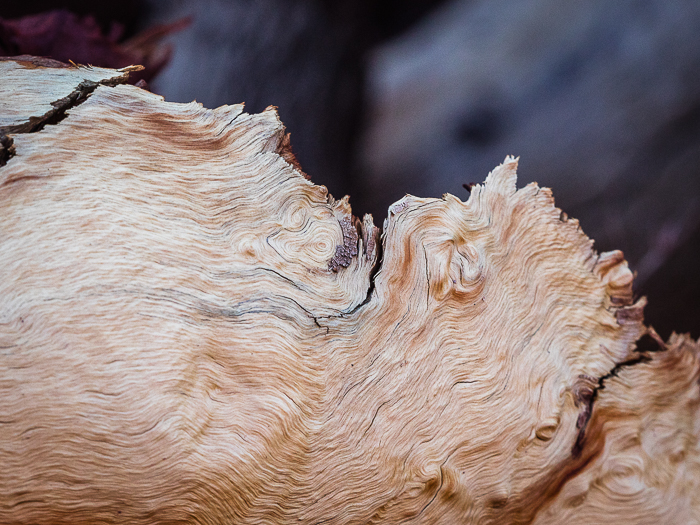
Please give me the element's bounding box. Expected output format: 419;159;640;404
0;57;141;132
0;59;697;524
532;332;700;524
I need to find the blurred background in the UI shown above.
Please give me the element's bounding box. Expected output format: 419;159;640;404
2;0;699;338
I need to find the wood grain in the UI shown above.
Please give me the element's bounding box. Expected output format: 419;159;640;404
0;59;697;524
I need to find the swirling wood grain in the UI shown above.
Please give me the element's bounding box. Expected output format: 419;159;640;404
0;59;697;524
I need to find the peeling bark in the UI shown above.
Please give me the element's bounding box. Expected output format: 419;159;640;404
0;59;698;524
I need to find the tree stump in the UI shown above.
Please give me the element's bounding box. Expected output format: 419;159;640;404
1;57;698;524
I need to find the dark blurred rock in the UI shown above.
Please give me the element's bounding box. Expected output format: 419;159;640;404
641;222;700;339
0;9;187;83
1;1;145;39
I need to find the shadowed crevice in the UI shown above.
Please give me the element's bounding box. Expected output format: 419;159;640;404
571;328;664;457
0;133;14;167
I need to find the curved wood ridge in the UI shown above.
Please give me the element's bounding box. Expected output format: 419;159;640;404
0;59;698;524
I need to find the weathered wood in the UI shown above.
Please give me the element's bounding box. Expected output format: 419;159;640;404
534;333;700;524
0;59;698;524
0;56;140;133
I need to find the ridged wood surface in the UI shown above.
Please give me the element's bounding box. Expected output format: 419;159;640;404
0;59;698;524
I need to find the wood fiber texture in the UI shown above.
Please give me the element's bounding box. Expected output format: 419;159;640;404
0;59;698;524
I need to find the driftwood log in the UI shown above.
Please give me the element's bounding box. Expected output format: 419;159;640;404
0;58;698;524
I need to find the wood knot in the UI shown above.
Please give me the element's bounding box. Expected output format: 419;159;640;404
425;236;483;301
